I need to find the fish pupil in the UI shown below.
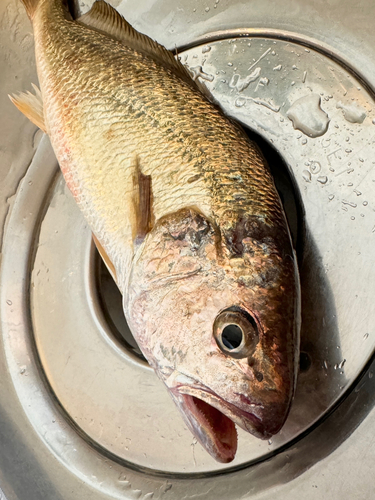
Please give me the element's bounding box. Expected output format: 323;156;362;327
222;324;243;350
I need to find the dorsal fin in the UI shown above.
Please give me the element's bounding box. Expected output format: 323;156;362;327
77;1;195;87
9;84;46;133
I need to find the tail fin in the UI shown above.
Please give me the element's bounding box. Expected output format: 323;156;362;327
20;0;40;20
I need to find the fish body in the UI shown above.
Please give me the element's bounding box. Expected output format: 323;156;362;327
12;0;300;463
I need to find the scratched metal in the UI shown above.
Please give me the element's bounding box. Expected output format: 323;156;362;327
1;34;373;479
2;0;375;498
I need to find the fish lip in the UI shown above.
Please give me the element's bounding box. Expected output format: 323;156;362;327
174;392;238;463
172;384;272;439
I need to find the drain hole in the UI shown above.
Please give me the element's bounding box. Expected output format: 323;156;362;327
299;351;312;372
94;251;147;363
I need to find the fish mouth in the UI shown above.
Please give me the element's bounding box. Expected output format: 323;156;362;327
170;385;273;463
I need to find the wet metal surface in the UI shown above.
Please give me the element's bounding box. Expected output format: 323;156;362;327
1;0;375;498
23;37;375;474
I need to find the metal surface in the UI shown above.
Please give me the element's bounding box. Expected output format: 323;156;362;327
1;0;375;498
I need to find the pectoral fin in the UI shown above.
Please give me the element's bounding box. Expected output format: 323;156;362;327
9;84;46;133
131;157;154;247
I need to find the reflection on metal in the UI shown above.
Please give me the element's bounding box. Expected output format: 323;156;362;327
1;0;375;498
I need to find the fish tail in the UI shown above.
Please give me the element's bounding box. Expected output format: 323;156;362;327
20;0;40;20
20;0;71;21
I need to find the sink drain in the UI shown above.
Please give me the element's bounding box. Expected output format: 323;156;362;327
2;34;375;494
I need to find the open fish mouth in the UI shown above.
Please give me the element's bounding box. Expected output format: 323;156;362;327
170;385;272;463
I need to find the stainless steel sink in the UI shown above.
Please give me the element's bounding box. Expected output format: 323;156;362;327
1;0;375;498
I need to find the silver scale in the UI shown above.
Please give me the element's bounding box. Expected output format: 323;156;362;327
0;0;375;498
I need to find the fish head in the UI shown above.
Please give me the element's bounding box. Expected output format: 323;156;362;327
125;207;300;463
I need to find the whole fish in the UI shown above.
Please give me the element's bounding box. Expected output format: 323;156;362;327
12;0;300;463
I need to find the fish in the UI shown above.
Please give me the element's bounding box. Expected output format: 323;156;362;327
11;0;301;463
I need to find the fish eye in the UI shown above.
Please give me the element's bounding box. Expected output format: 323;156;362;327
213;307;259;359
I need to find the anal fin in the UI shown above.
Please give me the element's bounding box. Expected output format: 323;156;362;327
9;84;46;133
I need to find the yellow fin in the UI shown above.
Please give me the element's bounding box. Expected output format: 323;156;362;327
9;84;46;133
20;0;39;20
92;234;118;284
131;157;154;246
77;1;196;87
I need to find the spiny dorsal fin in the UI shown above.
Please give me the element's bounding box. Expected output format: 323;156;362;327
9;84;46;133
77;1;198;88
131;157;154;247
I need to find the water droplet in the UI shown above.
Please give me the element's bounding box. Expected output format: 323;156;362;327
360;213;365;217
342;200;357;208
336;101;366;123
235;97;246;108
351;216;355;220
28;181;32;186
310;161;321;174
345;148;352;153
354;189;362;196
369;371;373;379
273;64;282;71
328;194;334;200
334;363;338;370
291;81;295;86
292;64;298;70
205;6;210;12
287;94;330;138
338;359;346;369
20;366;26;375
317;176;328;184
363;201;368;206
372;118;375;125
301;138;307;145
227;62;233;67
302;170;312;182
268;439;273;445
364;333;369;340
323;360;328;369
229;67;261;92
202;45;211;54
6;299;12;306
189;66;214;82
